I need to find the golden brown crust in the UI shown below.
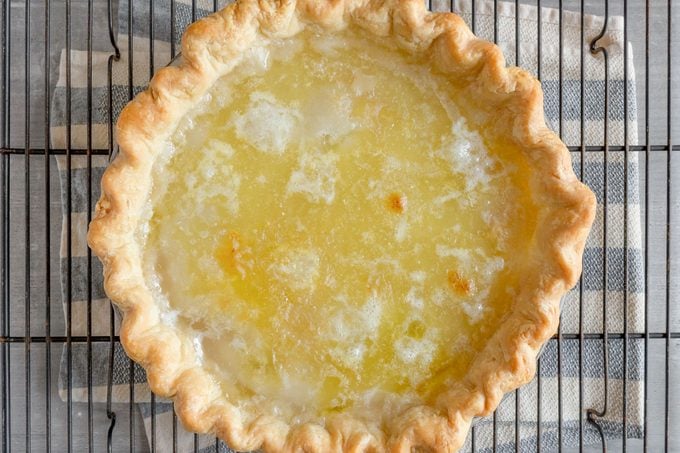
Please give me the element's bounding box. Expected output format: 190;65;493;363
87;0;597;451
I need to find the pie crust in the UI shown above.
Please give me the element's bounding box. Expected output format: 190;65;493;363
88;0;597;451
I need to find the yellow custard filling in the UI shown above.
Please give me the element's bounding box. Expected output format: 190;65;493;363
142;30;537;423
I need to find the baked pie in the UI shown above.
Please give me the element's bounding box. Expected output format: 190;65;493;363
88;0;596;451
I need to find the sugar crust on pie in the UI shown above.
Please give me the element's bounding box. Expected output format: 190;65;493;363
88;1;596;451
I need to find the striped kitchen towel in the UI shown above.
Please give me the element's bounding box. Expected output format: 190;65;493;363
50;0;643;451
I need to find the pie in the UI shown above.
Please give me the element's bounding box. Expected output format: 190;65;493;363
88;0;596;451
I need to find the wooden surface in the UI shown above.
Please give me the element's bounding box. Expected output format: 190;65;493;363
1;0;678;452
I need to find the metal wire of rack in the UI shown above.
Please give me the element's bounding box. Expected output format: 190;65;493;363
0;0;677;452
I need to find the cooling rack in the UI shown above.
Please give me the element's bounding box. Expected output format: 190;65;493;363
0;0;677;451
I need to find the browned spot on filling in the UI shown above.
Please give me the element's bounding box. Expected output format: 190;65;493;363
386;192;407;213
216;231;253;279
447;270;474;296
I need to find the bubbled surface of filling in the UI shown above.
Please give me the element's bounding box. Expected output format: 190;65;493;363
140;29;538;425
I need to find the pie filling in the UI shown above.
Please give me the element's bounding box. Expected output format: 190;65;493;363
141;30;537;424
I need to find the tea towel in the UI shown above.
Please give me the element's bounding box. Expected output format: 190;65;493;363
50;0;644;451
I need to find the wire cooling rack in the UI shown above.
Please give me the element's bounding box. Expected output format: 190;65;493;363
0;0;678;451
